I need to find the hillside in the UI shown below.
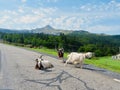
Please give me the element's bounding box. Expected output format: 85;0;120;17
0;25;91;35
0;28;29;33
30;25;72;34
0;27;120;57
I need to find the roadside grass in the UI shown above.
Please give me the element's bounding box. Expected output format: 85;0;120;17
27;47;69;58
85;57;120;73
30;47;58;56
28;47;120;73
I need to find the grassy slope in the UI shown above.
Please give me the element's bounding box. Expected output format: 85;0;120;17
27;47;120;73
85;57;120;73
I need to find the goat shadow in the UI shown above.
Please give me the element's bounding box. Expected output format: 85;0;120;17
39;68;53;72
83;64;106;72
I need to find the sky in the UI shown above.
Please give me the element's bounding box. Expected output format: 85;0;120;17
0;0;120;35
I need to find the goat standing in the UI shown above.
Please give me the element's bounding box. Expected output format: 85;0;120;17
57;48;64;58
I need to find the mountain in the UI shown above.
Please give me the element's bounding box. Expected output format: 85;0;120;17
70;30;90;35
31;25;54;34
30;25;73;34
30;25;90;35
42;25;54;30
0;28;29;33
0;25;96;35
0;28;15;33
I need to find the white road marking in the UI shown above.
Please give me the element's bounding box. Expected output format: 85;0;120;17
113;79;120;83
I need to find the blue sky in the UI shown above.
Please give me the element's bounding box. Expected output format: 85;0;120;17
0;0;120;35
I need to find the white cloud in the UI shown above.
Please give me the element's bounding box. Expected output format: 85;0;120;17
62;17;84;30
41;17;52;25
18;7;24;13
86;25;120;35
79;0;120;12
0;5;58;29
53;16;67;27
15;15;40;24
0;16;10;24
3;10;18;16
21;0;27;3
51;16;85;30
46;0;59;3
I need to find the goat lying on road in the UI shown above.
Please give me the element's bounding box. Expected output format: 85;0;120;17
35;55;54;70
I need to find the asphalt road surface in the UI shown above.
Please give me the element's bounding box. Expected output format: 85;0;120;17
0;43;120;90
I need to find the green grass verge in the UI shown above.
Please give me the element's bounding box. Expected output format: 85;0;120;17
85;57;120;73
26;47;69;58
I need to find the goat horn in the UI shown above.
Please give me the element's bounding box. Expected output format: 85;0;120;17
39;54;44;58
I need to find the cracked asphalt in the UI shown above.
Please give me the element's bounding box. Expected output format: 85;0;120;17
0;43;120;90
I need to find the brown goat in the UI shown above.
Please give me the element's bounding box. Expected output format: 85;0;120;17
57;48;64;58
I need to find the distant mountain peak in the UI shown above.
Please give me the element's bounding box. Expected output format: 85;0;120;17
43;25;54;30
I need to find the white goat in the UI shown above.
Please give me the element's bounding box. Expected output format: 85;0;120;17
65;52;86;69
85;52;94;59
112;54;120;60
112;55;117;60
35;55;54;70
65;52;94;68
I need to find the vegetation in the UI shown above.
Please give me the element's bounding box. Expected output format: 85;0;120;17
0;32;120;57
85;57;120;73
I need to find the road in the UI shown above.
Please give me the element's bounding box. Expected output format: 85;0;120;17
0;43;120;90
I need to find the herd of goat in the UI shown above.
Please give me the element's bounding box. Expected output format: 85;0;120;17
35;48;94;70
35;48;120;70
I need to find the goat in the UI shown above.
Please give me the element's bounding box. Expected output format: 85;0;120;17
112;54;120;60
57;48;66;63
57;48;64;58
65;52;94;68
85;52;94;59
35;55;54;70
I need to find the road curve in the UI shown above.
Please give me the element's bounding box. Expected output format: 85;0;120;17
0;43;120;90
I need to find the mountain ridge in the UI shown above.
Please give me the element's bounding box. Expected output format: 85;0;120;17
0;25;106;35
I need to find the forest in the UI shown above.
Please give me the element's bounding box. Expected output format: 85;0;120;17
0;32;120;57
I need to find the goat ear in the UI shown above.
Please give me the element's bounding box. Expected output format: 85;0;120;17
35;59;38;62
